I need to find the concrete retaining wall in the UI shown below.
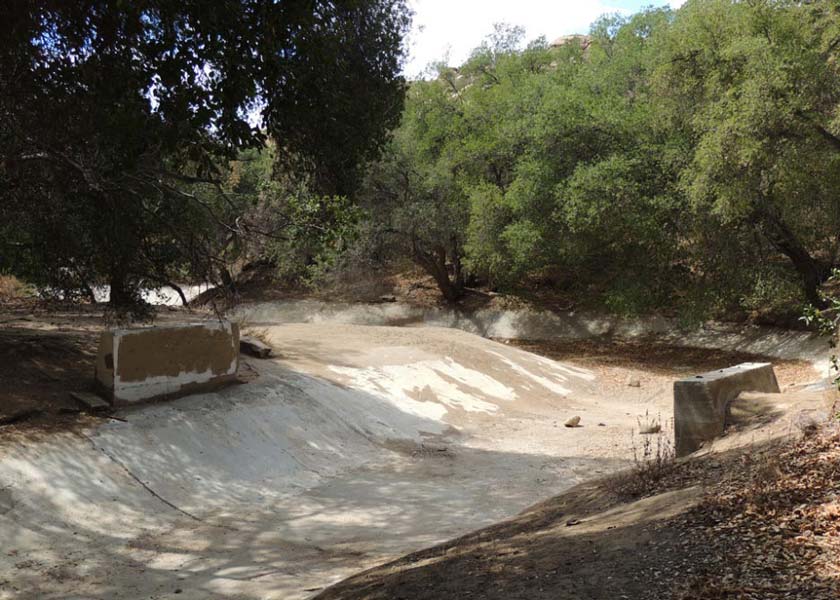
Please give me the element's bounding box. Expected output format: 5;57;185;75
674;362;780;456
95;321;239;405
231;300;830;373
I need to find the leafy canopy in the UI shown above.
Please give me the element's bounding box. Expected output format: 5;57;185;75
0;0;410;307
358;1;840;317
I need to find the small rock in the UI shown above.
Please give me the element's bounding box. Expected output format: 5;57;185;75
566;518;582;526
639;423;661;435
70;391;110;412
598;422;606;427
378;295;397;303
627;378;641;388
564;416;581;428
239;337;273;359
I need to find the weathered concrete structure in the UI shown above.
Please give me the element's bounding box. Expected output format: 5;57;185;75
674;362;780;456
95;321;239;405
232;300;829;375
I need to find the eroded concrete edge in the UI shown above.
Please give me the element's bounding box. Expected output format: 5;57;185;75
97;321;239;405
674;362;780;456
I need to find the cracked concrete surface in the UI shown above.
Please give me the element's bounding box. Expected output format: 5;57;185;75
0;488;13;515
0;323;677;599
77;431;206;524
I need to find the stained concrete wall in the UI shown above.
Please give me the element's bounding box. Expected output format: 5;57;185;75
96;321;239;405
674;362;780;456
231;300;830;374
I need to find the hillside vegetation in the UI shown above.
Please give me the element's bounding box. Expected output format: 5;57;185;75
3;0;840;324
351;1;840;319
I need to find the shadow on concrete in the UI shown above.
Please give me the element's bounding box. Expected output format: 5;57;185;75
314;437;837;600
0;360;623;600
726;393;787;432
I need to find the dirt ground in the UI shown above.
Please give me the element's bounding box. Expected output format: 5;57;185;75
0;300;213;428
315;389;840;600
505;337;815;390
0;301;102;426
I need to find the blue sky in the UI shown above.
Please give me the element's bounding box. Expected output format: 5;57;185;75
405;0;686;77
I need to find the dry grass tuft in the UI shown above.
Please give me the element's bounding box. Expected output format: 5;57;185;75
0;274;34;301
606;416;676;500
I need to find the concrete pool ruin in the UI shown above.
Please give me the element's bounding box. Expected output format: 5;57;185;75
0;303;830;599
674;362;781;456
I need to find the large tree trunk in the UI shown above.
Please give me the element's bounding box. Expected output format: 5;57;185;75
411;237;464;303
219;267;237;294
428;268;462;303
754;203;829;307
451;234;465;292
165;281;189;307
108;272;134;306
80;280;97;304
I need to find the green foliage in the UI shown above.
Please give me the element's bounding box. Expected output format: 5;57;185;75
213;144;360;288
357;74;471;301
265;189;360;287
741;271;805;316
657;0;840;306
464;183;515;288
10;1;840;317
0;0;410;311
358;1;840;316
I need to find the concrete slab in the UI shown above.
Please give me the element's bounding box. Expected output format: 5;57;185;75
0;323;638;600
70;391;110;411
231;300;830;374
674;362;780;456
1;322;814;600
240;336;273;358
95;321;239;405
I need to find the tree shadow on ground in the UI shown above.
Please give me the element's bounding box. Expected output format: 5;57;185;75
314;434;840;600
0;327;98;423
0;362;625;600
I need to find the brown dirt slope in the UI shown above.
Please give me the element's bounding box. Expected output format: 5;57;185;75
0;314;98;426
316;391;840;600
0;300;211;430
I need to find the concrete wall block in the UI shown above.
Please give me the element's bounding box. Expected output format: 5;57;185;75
95;321;239;405
674;362;780;456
